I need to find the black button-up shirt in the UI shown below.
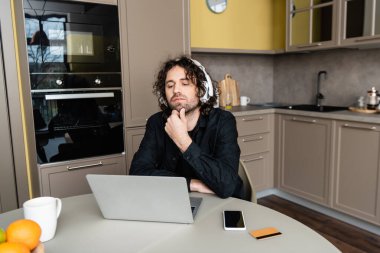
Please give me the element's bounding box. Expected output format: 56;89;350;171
130;108;243;199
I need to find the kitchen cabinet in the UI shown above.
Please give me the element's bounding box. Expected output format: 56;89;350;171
120;0;189;177
236;113;274;192
333;120;380;224
1;0;38;205
278;115;332;205
0;35;18;213
125;127;145;174
119;0;190;127
190;0;285;54
16;0;126;200
286;0;339;52
340;0;380;47
39;154;126;198
241;153;272;192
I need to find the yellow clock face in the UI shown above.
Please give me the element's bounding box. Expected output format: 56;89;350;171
206;0;227;14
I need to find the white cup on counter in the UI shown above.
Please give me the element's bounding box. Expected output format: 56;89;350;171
240;96;251;106
23;196;62;242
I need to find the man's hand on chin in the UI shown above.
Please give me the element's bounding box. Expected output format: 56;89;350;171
165;108;192;152
190;179;215;194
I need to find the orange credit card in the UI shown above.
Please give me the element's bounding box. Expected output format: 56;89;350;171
250;227;282;240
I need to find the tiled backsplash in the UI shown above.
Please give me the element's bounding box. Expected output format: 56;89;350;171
192;53;274;105
193;48;380;106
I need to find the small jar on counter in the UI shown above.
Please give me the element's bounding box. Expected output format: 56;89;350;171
357;96;365;108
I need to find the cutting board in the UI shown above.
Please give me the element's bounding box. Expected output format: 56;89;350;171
348;106;378;114
218;74;240;107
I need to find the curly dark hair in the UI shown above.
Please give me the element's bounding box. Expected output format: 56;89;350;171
153;56;218;115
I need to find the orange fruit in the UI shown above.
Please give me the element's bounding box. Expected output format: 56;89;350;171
6;220;41;250
0;242;30;253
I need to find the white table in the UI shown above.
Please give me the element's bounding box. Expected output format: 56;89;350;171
0;193;340;253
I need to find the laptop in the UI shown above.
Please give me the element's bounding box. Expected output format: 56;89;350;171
86;174;202;224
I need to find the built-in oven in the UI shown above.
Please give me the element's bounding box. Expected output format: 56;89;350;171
24;0;124;164
32;88;123;164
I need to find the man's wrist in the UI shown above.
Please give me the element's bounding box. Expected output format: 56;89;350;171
179;136;192;153
189;179;198;192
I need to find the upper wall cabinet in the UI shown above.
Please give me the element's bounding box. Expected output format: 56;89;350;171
286;0;339;52
191;0;285;54
119;0;190;127
340;0;380;46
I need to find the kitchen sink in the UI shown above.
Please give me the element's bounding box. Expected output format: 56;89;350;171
275;104;347;112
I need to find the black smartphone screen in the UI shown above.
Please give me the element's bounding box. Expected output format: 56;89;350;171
224;210;245;229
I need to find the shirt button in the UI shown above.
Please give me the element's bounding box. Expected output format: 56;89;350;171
172;157;176;161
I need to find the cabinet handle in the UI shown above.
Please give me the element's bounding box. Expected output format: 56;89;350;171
343;124;376;131
354;37;380;43
45;92;114;100
292;117;317;123
242;156;264;162
242;116;263;122
67;161;103;171
296;43;322;49
242;136;263;142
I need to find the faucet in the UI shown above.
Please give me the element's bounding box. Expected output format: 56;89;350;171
316;70;327;106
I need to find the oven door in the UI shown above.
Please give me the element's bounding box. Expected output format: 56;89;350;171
32;89;124;164
24;0;121;87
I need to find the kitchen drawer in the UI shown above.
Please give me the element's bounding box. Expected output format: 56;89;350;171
39;155;126;198
236;114;270;136
238;133;270;156
241;152;271;192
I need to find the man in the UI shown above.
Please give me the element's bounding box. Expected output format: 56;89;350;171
130;56;243;199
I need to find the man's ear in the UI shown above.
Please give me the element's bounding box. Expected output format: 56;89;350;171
196;86;203;98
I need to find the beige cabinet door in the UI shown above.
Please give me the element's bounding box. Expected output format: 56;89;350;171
333;121;380;224
235;114;274;191
39;155;126;198
0;36;18;213
340;0;380;46
279;115;332;205
241;153;272;192
119;0;190;127
286;0;338;52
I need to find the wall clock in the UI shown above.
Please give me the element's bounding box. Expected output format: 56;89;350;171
206;0;227;14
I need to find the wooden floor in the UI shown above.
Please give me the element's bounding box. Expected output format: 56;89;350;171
257;195;380;253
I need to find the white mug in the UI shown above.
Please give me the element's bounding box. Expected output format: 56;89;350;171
240;96;251;106
23;197;62;242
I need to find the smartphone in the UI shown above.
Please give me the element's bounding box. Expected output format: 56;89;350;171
223;210;246;230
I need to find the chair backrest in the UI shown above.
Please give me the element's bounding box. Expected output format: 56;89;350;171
238;160;257;203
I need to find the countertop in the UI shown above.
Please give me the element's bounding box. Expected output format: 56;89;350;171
226;105;380;124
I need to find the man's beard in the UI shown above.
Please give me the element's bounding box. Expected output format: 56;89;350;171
168;97;199;115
